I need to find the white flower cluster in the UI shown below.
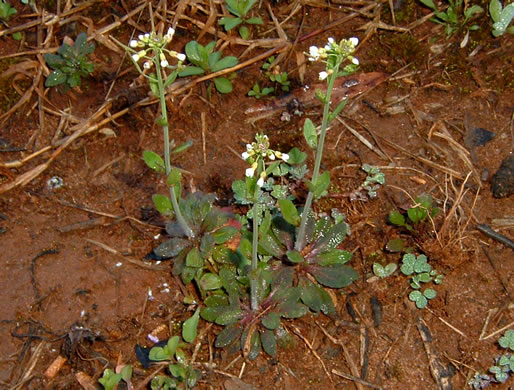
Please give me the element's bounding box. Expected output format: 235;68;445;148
128;27;185;70
308;36;360;80
241;135;289;187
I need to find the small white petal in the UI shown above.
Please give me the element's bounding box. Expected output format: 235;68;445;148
177;53;186;61
161;60;169;67
269;153;276;160
349;37;359;47
144;33;150;39
167;27;175;37
246;144;253;151
138;34;144;40
242;152;250;160
281;153;289;162
131;54;140;62
352;57;359;65
129;40;138;48
143;61;151;69
257;177;264;187
328;37;335;43
245;167;255;177
319;71;328;80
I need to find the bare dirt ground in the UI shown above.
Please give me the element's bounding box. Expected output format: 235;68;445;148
0;0;513;389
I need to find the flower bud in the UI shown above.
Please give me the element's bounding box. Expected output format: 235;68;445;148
129;40;138;48
349;37;359;47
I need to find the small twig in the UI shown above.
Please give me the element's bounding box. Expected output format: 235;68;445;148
331;369;384;390
29;249;59;309
426;308;467;338
476;224;514;250
481;319;514;341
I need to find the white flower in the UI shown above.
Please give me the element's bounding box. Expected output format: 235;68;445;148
245;167;255;177
246;144;253;151
281;153;289;162
166;27;175;39
328;37;335;44
177;53;186;61
349;37;359;47
309;46;320;61
352;57;359;65
144;33;150;39
131;53;140;62
161;59;169;67
143;61;151;69
129;39;138;48
138;34;144;40
319;71;328;80
257;176;265;187
242;152;250;160
268;153;276;160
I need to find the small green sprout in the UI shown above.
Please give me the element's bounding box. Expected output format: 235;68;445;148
219;0;263;39
499;330;514;351
401;253;442;309
45;33;95;89
372;262;397;278
179;40;238;94
419;0;483;39
388;194;439;232
248;82;274;98
262;57;290;92
361;164;385;199
98;365;132;390
489;0;514;36
0;1;16;20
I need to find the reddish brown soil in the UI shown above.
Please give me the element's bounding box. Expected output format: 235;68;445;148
0;1;513;389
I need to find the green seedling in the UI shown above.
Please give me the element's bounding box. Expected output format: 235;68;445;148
388;194;439;232
98;365;132;390
44;33;95;89
419;0;483;39
219;0;263;39
499;329;514;350
401;253;442;309
179;40;238;94
148;313;201;389
262;56;290;92
0;1;16;20
373;262;397;278
490;0;514;36
247;82;274;98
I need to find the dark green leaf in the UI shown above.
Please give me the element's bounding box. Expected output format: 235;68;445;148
178;66;205;77
246;16;263;25
186;248;203;267
314;249;352;266
215;309;244;326
388;210;405;226
153;238;191;259
385;238;405;252
279;301;308;319
199;273;223;291
260;329;277;356
309;264;358;288
181;266;197;284
312;221;349;253
44;53;66;68
167;168;182;187
239;25;249;40
215;323;243;347
261;312;281;330
45;70;67;87
286;250;304;264
300;280;336;315
313;171;330;199
212;226;238;244
219;16;242;30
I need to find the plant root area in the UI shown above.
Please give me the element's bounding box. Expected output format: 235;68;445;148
0;1;513;389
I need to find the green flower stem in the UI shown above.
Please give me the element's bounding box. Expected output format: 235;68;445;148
295;64;341;251
155;57;194;239
250;202;259;311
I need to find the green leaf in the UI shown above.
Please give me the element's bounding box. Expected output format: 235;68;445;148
260;329;277;356
120;365;132;382
423;288;437;300
199;273;223;291
153;238;191;259
286;250;304;264
287;147;307;165
313;171;330;199
44;53;66;68
215;309;244;325
171;140;193;155
303;118;317;149
420;0;437;11
167;168;182;187
246;16;264;25
278;199;300;226
261;312;281;330
152;194;174;217
385;238;405;252
98;369;122;390
219;16;243;30
409;290;428;309
215;323;243;347
185;248;203;267
212;226;238;244
211;56;238;72
182;308;200;343
214;77;233;93
388;210;405;226
45;70;67;87
300;280;336;315
314;249;352;266
309;264;358;288
312;221;349;253
143;150;165;173
178;66;205;77
328;98;349;123
239;25;249;40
